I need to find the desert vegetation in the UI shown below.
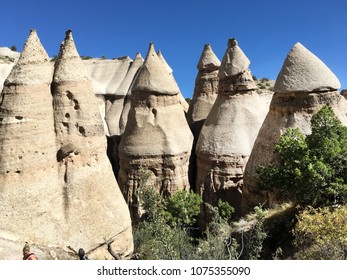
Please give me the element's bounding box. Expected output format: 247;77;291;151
132;106;347;260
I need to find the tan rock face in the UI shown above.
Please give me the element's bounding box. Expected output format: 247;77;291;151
119;53;145;135
118;43;193;221
243;42;347;210
0;30;64;255
274;43;341;93
0;47;19;92
187;44;221;127
106;53;144;137
0;30;134;260
51;30;133;257
196;39;269;219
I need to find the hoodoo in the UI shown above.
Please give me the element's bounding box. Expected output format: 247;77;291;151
52;30;133;258
187;43;221;131
0;30;62;257
118;43;193;221
243;42;347;209
195;38;269;219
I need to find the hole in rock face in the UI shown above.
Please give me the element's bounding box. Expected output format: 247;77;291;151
74;104;80;110
152;108;157;115
15;170;21;174
66;91;73;100
78;126;86;135
65;113;70;118
15;116;23;120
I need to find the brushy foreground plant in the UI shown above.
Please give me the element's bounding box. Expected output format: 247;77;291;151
133;186;267;260
293;205;347;259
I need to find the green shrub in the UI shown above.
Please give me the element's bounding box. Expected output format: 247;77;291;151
165;189;202;226
240;206;267;260
257;106;347;207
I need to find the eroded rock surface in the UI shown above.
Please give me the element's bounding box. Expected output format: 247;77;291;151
0;30;133;260
118;43;193;221
243;42;347;210
0;30;64;258
196;39;269;219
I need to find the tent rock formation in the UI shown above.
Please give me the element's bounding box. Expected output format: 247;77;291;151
195;38;269;219
0;30;133;259
243;42;347;210
118;43;193;222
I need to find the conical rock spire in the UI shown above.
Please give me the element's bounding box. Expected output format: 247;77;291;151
218;38;256;91
5;29;52;85
244;43;347;211
53;30;88;83
197;43;221;71
157;50;172;73
218;38;250;78
131;43;179;95
274;42;341;93
195;38;268;220
51;30;133;257
187;43;221;125
0;29;61;253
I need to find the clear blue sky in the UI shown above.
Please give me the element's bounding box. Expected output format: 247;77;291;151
1;0;346;98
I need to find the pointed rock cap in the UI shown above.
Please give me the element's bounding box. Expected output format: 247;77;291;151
218;38;250;79
274;42;341;93
115;53;144;96
197;43;221;71
157;50;172;73
5;29;52;85
133;52;144;66
53;30;88;83
131;43;180;95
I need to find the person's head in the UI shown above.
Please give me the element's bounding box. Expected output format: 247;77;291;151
23;242;30;256
78;248;85;260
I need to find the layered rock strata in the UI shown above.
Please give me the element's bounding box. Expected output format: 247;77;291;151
196;39;269;218
0;30;64;255
118;43;193;221
51;30;133;258
243;42;347;209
